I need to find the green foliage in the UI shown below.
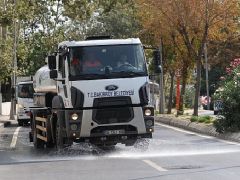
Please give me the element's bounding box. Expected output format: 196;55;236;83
214;59;240;133
191;115;212;123
184;86;195;108
86;2;140;38
200;65;225;96
198;116;211;123
0;37;14;82
190;116;198;122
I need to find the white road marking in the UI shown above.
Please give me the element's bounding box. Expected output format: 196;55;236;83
155;122;240;145
10;127;21;148
143;159;167;172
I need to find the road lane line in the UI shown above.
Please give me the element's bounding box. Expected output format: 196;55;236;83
143;160;167;172
156;122;240;145
155;122;212;138
10;127;21;148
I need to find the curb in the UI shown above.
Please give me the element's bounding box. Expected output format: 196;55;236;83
155;115;240;143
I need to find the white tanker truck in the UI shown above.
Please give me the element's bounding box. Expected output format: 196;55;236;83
29;36;161;149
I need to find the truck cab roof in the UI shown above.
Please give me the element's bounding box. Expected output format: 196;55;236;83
58;38;142;48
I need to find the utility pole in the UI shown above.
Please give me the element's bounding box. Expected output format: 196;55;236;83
0;83;2;115
0;2;1;117
159;38;165;114
9;0;17;120
204;43;210;110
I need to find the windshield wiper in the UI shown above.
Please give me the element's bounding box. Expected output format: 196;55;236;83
111;71;146;77
72;73;111;79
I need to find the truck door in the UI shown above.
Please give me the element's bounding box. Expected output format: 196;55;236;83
57;55;71;107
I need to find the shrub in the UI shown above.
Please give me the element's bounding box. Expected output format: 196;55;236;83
205;119;211;124
214;59;240;133
198;115;211;123
190;116;198;122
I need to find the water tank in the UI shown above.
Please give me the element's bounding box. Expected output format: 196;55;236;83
33;65;57;93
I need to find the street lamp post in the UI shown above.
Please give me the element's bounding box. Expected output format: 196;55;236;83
0;83;2;115
204;43;210;110
159;38;165;114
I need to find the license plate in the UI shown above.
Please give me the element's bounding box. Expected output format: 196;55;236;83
104;129;125;135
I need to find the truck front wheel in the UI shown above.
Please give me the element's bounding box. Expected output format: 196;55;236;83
55;119;64;149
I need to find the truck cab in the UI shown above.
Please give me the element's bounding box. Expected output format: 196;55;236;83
31;37;161;148
17;81;34;126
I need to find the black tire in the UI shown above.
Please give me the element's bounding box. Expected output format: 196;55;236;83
46;116;55;148
214;110;218;115
55;111;73;149
125;140;137;146
55;117;64;149
17;119;24;126
96;144;116;151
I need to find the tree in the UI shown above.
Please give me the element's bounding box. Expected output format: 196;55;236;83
136;0;239;115
86;2;140;38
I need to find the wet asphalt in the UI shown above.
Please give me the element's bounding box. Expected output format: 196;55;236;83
0;121;240;180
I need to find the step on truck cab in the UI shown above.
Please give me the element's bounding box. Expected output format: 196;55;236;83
30;37;161;149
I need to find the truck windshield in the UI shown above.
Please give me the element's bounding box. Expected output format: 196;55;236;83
17;83;34;98
68;44;147;80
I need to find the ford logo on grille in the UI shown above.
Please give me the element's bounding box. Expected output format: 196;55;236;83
105;85;118;91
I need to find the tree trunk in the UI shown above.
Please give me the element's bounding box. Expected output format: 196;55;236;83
178;77;186;115
193;57;202;116
177;65;187;115
167;72;174;114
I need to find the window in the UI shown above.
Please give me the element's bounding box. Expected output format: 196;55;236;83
68;44;147;80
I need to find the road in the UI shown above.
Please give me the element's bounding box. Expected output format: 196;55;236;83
0;121;240;180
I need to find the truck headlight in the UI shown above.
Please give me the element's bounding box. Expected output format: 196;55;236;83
71;113;78;120
144;109;152;116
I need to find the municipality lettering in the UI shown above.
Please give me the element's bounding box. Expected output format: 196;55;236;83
88;90;134;98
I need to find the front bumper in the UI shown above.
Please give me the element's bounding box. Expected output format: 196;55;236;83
17;109;31;120
75;133;152;145
63;107;154;143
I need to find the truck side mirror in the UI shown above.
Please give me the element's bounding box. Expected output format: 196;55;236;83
153;50;162;74
50;70;58;79
48;55;56;70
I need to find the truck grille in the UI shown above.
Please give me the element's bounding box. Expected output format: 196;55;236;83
92;97;134;124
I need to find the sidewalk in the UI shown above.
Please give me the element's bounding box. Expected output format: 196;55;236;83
155;110;240;143
168;108;214;116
